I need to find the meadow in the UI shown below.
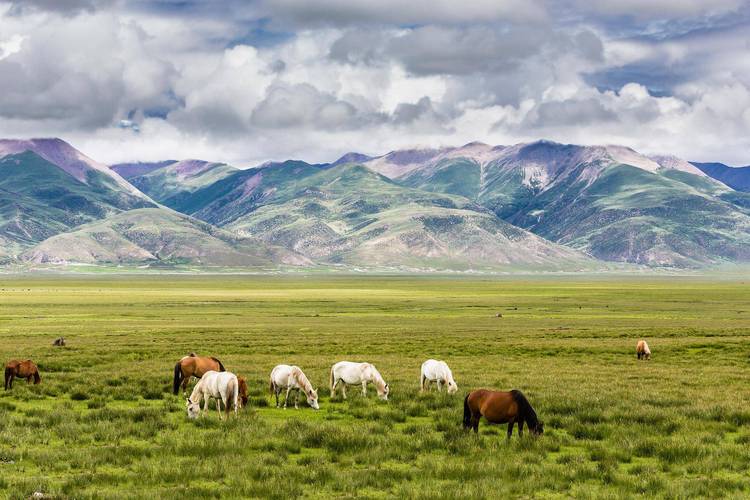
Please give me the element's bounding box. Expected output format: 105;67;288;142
0;274;749;499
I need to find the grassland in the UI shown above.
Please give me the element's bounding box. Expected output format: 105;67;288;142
0;275;749;498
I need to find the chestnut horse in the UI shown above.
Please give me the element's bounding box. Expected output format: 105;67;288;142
173;353;225;395
463;389;544;439
4;360;41;390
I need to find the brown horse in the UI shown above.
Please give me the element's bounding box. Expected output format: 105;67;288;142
4;360;41;390
238;377;249;408
463;389;544;438
173;353;226;395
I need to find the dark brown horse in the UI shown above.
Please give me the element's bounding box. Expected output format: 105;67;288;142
463;389;544;438
4;360;41;390
173;353;225;395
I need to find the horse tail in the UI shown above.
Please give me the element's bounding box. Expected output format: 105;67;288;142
511;389;538;427
173;361;183;395
228;377;238;414
211;357;226;372
4;366;12;390
463;394;472;428
33;369;41;385
329;366;335;393
269;376;275;395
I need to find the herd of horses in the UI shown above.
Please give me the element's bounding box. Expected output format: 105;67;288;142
5;339;653;438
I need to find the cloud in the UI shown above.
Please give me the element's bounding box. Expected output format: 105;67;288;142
3;0;115;15
251;82;381;130
0;0;748;166
261;0;548;28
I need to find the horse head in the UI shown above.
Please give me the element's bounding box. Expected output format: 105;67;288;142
378;383;390;401
186;398;200;419
532;421;544;436
447;380;458;394
306;388;319;410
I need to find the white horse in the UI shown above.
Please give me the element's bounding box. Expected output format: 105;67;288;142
330;361;389;400
420;359;458;394
270;364;319;410
186;370;240;419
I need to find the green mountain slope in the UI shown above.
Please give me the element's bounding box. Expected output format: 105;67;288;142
22;208;309;267
385;142;750;267
224;164;591;270
0;151;155;256
124;159;237;209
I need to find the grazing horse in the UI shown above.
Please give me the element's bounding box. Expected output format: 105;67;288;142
186;370;241;419
237;377;249;408
270;365;319;409
636;340;651;360
173;353;225;395
52;337;66;347
330;361;389;400
463;389;544;439
4;360;41;390
420;359;458;394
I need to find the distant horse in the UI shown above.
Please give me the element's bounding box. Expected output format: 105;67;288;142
636;340;651;360
330;361;389;400
52;337;66;347
173;353;225;395
4;360;41;390
270;364;319;410
463;389;544;439
186;370;241;419
420;359;458;394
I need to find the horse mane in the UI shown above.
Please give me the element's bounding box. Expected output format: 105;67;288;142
368;365;387;393
292;367;313;393
511;389;539;428
210;357;226;372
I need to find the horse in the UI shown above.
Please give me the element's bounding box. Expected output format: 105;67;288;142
173;353;225;395
4;360;41;390
463;389;544;439
270;364;319;410
52;337;66;347
330;361;389;400
186;370;242;419
636;340;651;360
420;359;458;394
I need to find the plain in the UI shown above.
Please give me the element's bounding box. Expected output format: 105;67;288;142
0;275;748;498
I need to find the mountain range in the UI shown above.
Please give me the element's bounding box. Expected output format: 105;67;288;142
1;137;748;271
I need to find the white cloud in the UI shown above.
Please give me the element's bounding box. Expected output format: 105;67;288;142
0;0;748;167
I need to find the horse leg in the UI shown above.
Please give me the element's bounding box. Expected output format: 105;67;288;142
216;398;223;420
437;379;442;392
330;378;338;398
362;381;367;397
274;387;281;407
182;376;190;394
284;387;292;409
471;413;479;433
8;373;14;390
507;420;514;440
341;384;347;400
518;420;524;438
294;389;299;409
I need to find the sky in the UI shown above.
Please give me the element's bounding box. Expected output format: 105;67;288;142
0;0;748;166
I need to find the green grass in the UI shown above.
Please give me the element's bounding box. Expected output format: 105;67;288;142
1;275;749;498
